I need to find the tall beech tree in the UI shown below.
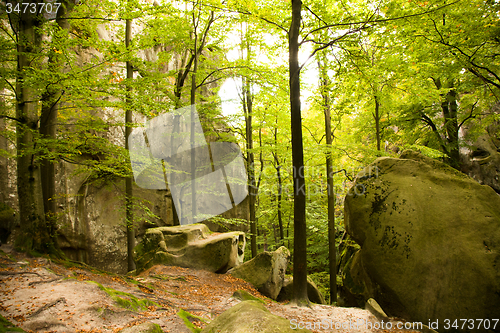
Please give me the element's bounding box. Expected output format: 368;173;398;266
289;0;309;305
9;2;49;252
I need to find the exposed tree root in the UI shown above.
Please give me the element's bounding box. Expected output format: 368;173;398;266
28;277;61;286
29;297;66;317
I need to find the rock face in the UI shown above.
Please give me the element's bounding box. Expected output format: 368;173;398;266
228;246;290;300
200;300;311;333
1;20;249;274
343;150;500;332
134;224;245;274
276;275;326;305
461;120;500;194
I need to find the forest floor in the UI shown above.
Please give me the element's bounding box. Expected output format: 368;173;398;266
0;244;423;333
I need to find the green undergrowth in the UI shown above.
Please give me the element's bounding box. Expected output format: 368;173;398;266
177;309;207;333
88;281;159;311
0;314;26;333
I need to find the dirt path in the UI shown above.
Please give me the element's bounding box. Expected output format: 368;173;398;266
0;245;421;333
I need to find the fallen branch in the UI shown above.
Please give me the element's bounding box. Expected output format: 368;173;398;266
0;271;42;277
29;297;66;317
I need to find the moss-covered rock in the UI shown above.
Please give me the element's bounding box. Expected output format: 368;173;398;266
118;322;163;333
134;224;245;274
276;275;326;304
228;246;289;300
343;150;500;332
200;300;311;333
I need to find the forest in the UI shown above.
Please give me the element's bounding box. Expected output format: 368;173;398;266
1;0;500;331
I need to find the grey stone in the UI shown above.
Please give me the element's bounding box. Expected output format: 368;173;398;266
134;224;245;274
228;246;290;300
200;300;311;333
343;150;500;332
276;275;326;305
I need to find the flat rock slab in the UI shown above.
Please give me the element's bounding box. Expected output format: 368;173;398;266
134;224;245;273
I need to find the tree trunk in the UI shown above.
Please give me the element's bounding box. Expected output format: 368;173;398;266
374;95;381;151
432;77;460;169
273;125;284;246
125;18;136;272
443;89;460;169
12;4;48;251
243;74;257;258
289;0;309;305
319;58;337;304
0;92;9;205
39;0;72;255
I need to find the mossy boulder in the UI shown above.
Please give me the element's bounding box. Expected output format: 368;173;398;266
343;150;500;332
200;300;311;333
277;275;326;304
134;224;245;274
228;246;290;300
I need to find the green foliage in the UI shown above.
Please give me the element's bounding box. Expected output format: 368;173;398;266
88;281;159;312
177;309;206;333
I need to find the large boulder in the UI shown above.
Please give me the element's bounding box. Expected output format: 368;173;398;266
134;224;245;274
200;300;311;333
276;275;326;304
343;150;500;332
228;246;290;300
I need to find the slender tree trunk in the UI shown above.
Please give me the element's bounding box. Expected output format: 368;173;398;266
289;0;309;305
243;74;257;257
190;14;198;225
318;58;337;304
273;124;284;245
125;18;135;271
39;1;71;255
374;95;381;151
0;92;8;205
443;89;459;169
12;4;48;251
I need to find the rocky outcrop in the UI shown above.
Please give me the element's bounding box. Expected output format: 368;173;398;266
343;150;500;332
228;246;290;300
461;120;500;194
276;275;326;305
200;300;311;333
134;224;245;274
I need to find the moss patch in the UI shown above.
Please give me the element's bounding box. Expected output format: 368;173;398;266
88;281;159;312
231;290;265;303
177;309;206;333
0;314;27;333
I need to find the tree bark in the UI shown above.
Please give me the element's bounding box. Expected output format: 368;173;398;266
374;95;381;151
273;124;284;246
39;0;72;254
12;3;48;251
243;74;257;258
289;0;309;306
319;58;337;304
125;17;135;271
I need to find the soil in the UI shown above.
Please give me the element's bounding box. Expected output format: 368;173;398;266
0;244;422;333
